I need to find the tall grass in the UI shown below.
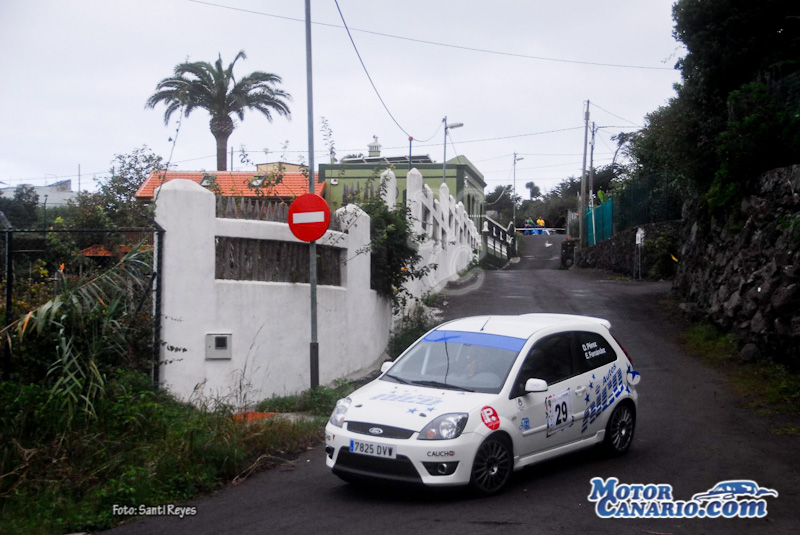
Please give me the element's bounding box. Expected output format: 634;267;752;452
0;371;323;534
0;249;326;534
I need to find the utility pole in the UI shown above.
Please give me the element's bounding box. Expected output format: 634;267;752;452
305;0;319;389
589;122;597;246
579;100;590;249
589;122;597;197
513;152;523;229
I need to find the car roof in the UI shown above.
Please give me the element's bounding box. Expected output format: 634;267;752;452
436;314;611;341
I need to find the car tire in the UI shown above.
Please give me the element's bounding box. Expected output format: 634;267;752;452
602;402;635;456
469;435;513;496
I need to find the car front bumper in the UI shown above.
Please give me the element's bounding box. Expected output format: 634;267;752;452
325;422;483;487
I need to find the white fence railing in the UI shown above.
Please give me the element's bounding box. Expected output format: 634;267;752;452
483;215;515;260
401;168;481;299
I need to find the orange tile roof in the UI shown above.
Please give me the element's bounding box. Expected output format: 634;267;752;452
81;244;112;257
136;170;323;199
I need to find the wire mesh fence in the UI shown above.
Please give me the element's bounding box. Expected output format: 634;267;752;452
0;227;162;382
612;173;684;233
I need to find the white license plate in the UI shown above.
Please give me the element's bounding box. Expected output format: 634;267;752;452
349;439;396;459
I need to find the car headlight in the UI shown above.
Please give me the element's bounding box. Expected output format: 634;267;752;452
418;413;468;440
329;397;351;427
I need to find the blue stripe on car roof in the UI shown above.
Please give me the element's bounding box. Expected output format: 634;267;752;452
423;330;526;352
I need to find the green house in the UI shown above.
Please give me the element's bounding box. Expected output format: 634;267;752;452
319;137;487;228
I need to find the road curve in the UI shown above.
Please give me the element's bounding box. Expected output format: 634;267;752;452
105;244;799;535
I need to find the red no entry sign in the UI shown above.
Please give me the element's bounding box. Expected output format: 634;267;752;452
288;193;331;242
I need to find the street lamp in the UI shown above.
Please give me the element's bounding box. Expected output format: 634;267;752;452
513;152;523;229
442;116;464;183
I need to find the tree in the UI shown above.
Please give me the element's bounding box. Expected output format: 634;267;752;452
484;185;519;225
146;51;291;171
102;148;164;227
46;148;164;259
628;0;800;212
0;186;39;228
525;181;541;200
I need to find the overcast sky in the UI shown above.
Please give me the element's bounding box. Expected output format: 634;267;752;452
0;0;683;197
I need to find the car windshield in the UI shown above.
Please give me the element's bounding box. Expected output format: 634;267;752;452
382;330;525;394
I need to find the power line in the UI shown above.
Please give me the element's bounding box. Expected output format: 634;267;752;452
412;122;443;144
590;102;642;128
8;126;587;184
447;130;460;164
484;157;613;173
484;175;574;182
187;0;676;71
248;126;586;154
333;0;411;138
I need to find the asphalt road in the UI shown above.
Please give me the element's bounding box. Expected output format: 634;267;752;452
105;234;799;535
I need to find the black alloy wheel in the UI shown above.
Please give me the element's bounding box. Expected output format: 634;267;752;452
603;402;635;455
469;436;512;496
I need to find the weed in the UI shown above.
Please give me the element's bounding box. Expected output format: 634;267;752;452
682;322;800;417
387;306;436;359
257;379;355;417
684;323;737;365
0;371;327;535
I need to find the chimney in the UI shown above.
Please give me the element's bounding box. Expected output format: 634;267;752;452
367;135;381;157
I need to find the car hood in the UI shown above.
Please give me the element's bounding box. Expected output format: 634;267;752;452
343;378;495;432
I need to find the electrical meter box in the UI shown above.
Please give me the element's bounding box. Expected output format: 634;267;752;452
205;333;232;360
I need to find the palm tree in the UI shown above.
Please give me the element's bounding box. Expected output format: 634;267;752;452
146;51;291;171
525;181;541;200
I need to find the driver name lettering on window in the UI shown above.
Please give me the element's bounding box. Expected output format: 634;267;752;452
582;341;607;360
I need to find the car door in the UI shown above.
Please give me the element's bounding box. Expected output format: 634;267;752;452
572;330;622;438
511;332;587;456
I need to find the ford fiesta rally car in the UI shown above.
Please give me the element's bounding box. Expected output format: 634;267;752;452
325;314;641;495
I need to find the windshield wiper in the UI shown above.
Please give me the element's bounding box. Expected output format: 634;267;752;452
411;380;474;392
382;373;412;385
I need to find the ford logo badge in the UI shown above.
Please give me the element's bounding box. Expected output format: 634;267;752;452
369;427;384;435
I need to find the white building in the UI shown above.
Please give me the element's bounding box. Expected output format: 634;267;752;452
0;179;76;207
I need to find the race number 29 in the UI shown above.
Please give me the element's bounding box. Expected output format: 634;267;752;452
545;388;574;436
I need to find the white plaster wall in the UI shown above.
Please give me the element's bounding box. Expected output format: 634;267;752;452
404;168;481;301
155;180;390;405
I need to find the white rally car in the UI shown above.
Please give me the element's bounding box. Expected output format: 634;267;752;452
325;314;641;495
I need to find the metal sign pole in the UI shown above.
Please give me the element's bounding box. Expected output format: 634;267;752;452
305;0;319;389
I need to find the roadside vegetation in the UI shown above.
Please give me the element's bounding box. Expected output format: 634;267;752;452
387;305;437;359
0;143;438;534
682;321;800;432
1;372;323;535
257;379;356;416
0;243;325;535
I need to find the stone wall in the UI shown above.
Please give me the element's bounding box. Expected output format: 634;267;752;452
575;220;683;278
673;165;800;366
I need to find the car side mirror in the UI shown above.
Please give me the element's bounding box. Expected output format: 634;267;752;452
380;361;393;374
525;378;548;392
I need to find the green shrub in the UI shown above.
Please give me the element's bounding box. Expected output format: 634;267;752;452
257;379;354;416
644;232;680;279
0;371;325;535
387;306;436;359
